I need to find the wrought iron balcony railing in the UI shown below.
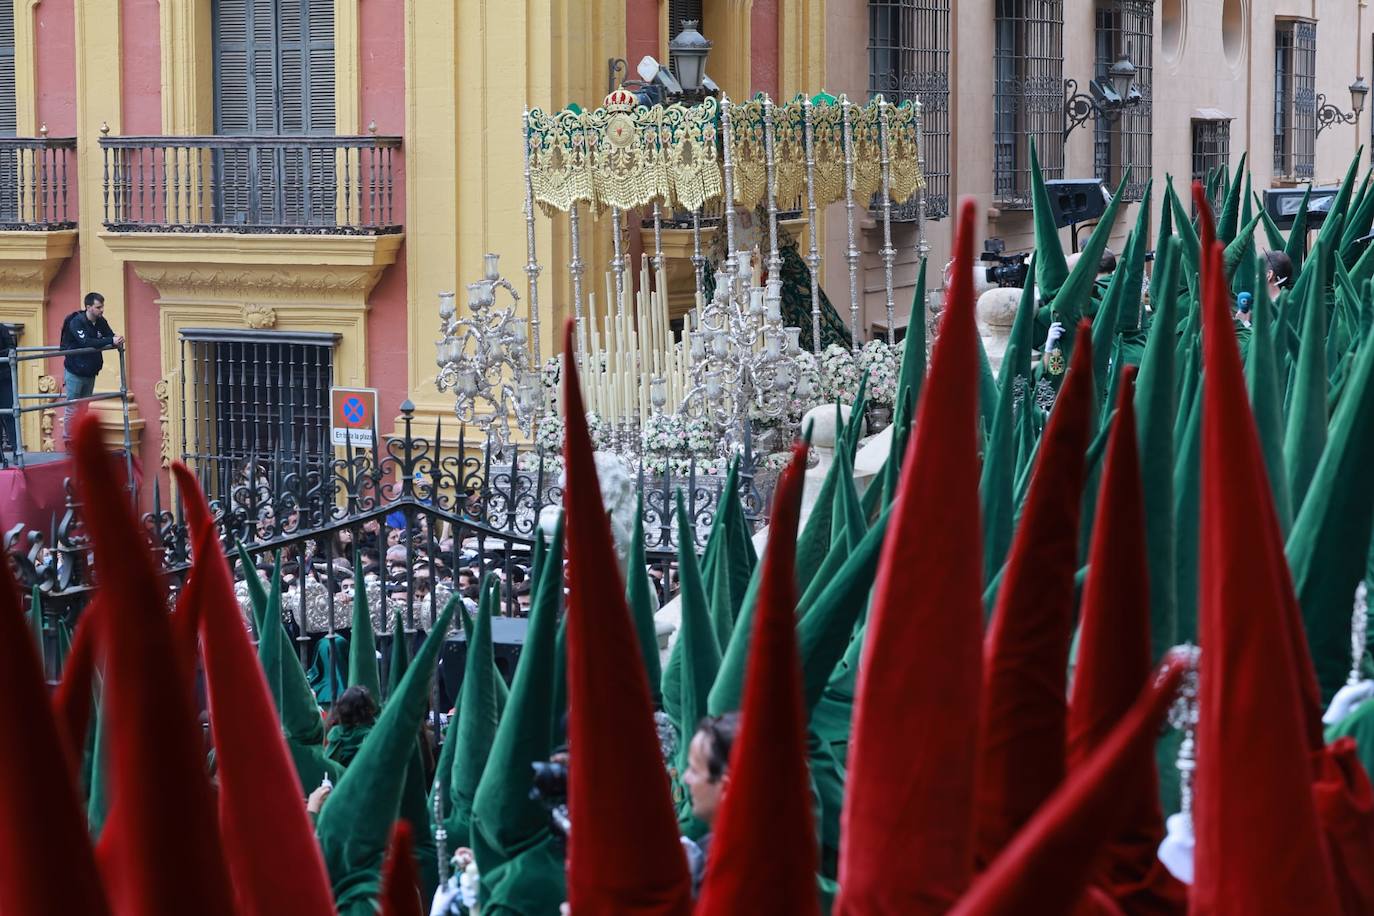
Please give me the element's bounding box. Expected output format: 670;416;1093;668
98;134;403;234
0;136;78;230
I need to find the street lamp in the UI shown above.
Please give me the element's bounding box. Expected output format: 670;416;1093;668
1316;76;1369;136
1063;50;1143;141
668;20;712;98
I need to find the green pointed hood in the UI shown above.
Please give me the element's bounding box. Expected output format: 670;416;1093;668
385;610;411;702
236;540;268;632
1257;192;1288;252
1134;235;1181;661
447;578;503;847
1246;254;1293;536
706;559;764;717
830;448;866;551
894;257;930;436
1285;183;1314;273
666;489;720;736
1341;169;1374;257
981;265;1037;579
348;551;381;700
1287;335;1374;703
1090;249;1129;400
797;506;893;716
1119;183;1153;330
1030;138;1070;300
315;593;457;911
624;502;662;707
1214;151;1247;244
550;613;567;740
472;517;565;870
257;557;284;710
670;489;721;837
258;557;328;744
86;687;110;840
794;442;844;594
1166;182;1202;297
1283;235;1330;514
1172;348;1204;644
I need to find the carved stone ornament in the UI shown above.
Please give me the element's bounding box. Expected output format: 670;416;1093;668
36;374;56;452
154;376;172;467
241;304;278;329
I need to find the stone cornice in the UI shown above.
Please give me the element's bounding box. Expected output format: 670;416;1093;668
0;229;79;293
103;231;405;304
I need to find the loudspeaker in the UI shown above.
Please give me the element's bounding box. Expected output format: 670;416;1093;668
436;616;528;711
1263;186;1337;230
1044;178;1110;228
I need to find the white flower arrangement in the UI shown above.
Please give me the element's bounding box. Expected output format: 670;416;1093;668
857;339;899;407
540;355;562;393
641;413;687;454
819;343;861;406
534;413;563;453
585;411;611;451
683;413;716;455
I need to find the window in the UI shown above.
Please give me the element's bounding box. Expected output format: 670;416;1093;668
0;3;16;222
994;0;1064;209
213;0;336;225
868;0;951;220
179;329;338;501
1192;117;1232;185
1093;1;1153;202
1274;18;1316;180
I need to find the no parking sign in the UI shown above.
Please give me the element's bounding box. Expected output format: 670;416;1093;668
330;387;377;447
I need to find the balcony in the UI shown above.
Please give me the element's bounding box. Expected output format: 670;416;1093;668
98;134;402;235
0;136;78;231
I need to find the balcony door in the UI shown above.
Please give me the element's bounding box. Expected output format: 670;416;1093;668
0;4;16;222
213;0;335;228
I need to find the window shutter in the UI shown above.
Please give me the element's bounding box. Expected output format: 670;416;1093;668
0;1;16;137
213;0;335;226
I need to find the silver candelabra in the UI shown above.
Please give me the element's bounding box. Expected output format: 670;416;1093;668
680;251;810;453
435;253;543;453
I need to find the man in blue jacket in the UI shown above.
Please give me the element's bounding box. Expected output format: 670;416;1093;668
59;292;123;438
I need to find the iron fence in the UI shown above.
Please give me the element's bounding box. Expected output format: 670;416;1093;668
0;136;78;230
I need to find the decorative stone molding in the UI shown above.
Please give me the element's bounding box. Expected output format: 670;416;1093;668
36;374;57;452
154;376;172;467
241;304;278;329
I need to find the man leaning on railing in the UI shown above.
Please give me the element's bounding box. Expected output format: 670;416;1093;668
59;291;124;441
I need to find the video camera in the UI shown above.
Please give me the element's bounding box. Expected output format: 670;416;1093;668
530;759;570;841
980;238;1030;289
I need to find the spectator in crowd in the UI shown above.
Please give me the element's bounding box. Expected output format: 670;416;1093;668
59;292;123;440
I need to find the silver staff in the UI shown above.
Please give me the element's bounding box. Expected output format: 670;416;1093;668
840;95;861;350
802;94;822;353
610;205;627;317
569;202;586;368
1166;644;1202;827
651;199;665;272
521;109;543;369
763;94;781;283
720;94;741;279
433;785;450;885
691;207;706;303
914;96;929;261
1351;580;1369;686
877;96;897;344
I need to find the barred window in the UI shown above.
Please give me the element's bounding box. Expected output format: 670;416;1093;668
1192;117;1232;185
1093;0;1152;202
994;0;1064;210
179;329;338;501
868;0;951;221
1274;18;1316;180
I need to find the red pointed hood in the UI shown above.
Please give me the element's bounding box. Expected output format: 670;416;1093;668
1067;367;1186;913
696;445;817;916
835;197;985;914
1191;241;1340;913
950;664;1185;915
1192;180;1216;254
975;320;1094;863
172;463;336;916
379;821;424;916
0;556;110;915
562;320;692;914
71;414;236;916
